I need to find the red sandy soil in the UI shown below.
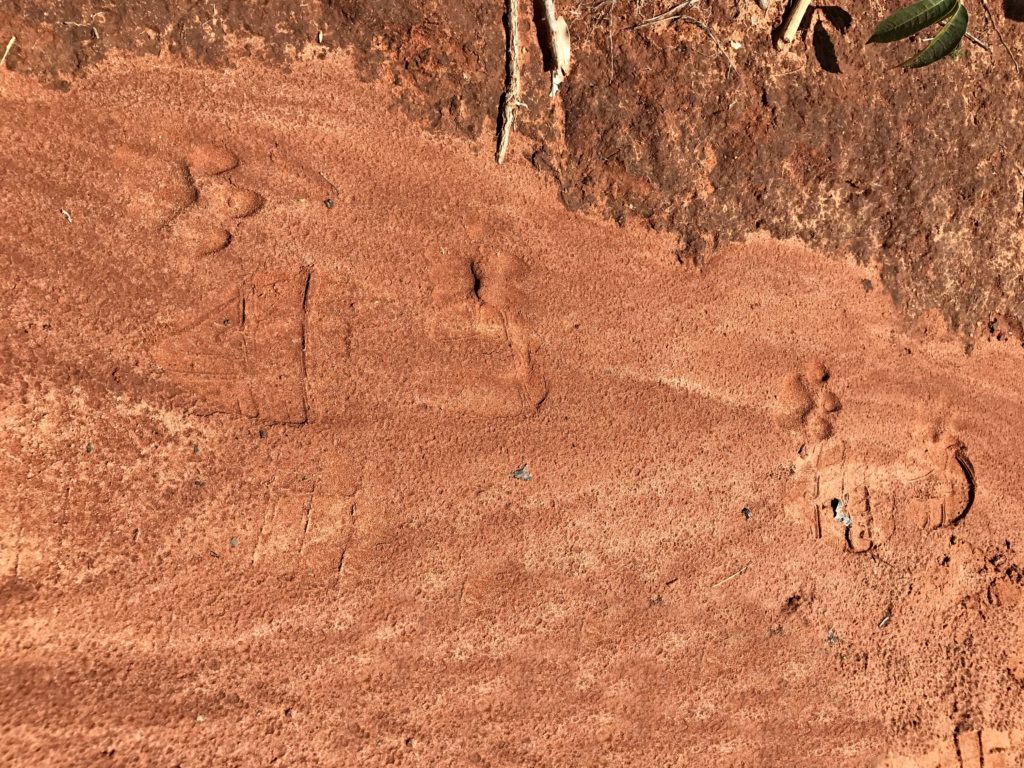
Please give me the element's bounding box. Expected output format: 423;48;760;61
2;52;1024;767
7;0;1024;338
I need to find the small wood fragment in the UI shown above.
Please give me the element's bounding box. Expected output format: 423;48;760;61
778;0;811;48
541;0;572;96
0;36;15;68
712;562;750;588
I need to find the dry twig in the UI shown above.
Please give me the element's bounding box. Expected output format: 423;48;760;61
633;1;733;74
634;0;699;29
678;14;734;72
0;36;14;68
496;0;522;164
711;562;750;588
541;0;572;96
979;0;1020;76
778;0;812;47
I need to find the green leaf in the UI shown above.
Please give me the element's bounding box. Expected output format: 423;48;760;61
901;3;968;68
868;0;958;43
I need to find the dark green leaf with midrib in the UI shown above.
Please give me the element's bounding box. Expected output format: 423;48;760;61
901;2;968;67
868;0;958;43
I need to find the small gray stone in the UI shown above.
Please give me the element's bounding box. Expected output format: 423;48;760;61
511;464;532;481
831;498;852;528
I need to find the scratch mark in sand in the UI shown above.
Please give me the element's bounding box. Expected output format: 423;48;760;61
299;267;313;424
298;487;315;556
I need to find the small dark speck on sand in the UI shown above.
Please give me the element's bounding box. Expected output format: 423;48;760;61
742;507;752;520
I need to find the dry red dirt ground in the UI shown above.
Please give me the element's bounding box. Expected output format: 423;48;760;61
5;0;1024;337
2;10;1024;768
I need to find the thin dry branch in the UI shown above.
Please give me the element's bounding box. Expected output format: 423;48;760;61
633;0;699;29
633;1;733;75
541;0;572;96
711;562;750;588
979;0;1021;77
678;14;734;73
496;0;522;164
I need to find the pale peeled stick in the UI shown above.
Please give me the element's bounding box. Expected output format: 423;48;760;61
543;0;571;97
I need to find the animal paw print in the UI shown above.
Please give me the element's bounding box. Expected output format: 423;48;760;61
776;360;842;442
420;250;546;418
112;144;196;231
152;267;311;424
168;143;265;255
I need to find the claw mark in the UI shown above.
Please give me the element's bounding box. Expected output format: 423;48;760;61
336;502;356;578
252;508;270;565
954;728;981;768
13;520;22;579
57;486;71;578
298;487;315;556
299;267;313;424
156;267;310;423
456;578;467;616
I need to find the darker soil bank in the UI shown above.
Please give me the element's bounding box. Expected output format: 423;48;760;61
5;0;1024;340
